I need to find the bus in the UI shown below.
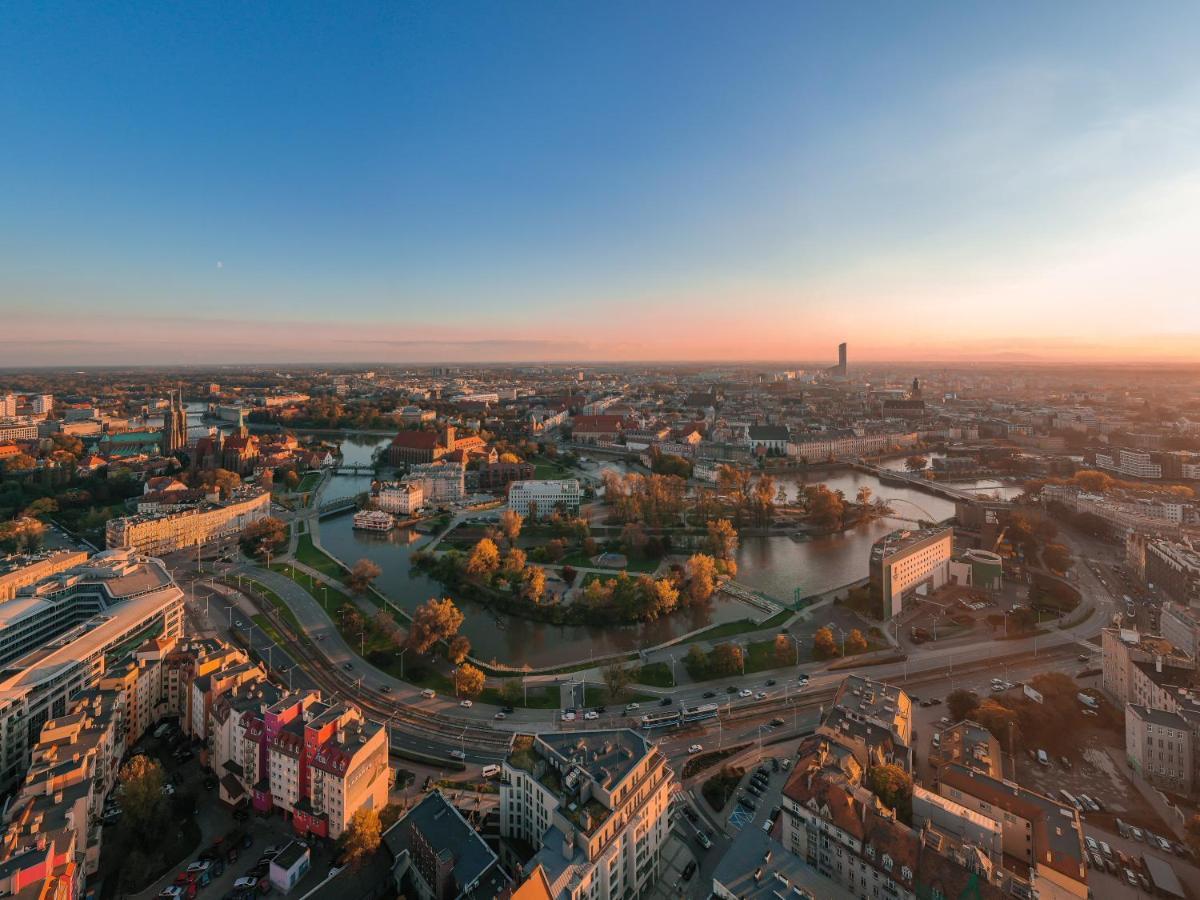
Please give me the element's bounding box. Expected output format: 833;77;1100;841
640;710;681;729
681;703;719;724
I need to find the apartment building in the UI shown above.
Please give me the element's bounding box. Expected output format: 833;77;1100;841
507;480;582;518
1145;539;1200;608
1126;705;1194;793
869;527;954;619
1095;448;1162;479
0;550;89;603
789;429;919;462
0;419;39;442
406;461;466;503
374;481;424;515
477;461;535;493
105;486;271;554
821;675;914;771
937;764;1088;899
1101;627;1195;709
236;693;389;840
0;551;184;791
500;730;674;900
0;689;126;895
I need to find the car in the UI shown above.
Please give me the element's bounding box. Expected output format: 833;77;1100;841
595;706;606;714
460;699;473;708
754;691;767;700
493;712;507;720
1098;841;1112;858
625;703;640;711
584;710;599;720
681;806;699;824
380;685;391;693
501;705;515;714
702;691;716;699
342;662;353;671
770;717;785;727
1131;826;1145;842
449;749;466;760
1124;869;1139;887
234;878;258;891
561;711;576;721
928;697;942;706
797;674;810;683
1059;756;1071;769
1078;654;1089;661
186;862;211;874
659;697;673;706
738;795;758;811
688;744;703;754
1085;836;1099;853
738;689;753;698
694;830;712;850
681;860;697;882
765;679;776;686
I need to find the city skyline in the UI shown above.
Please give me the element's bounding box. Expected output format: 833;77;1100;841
4;2;1200;364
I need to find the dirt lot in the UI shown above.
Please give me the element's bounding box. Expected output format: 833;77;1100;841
1015;725;1173;836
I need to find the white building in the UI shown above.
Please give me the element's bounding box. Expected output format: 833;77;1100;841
870;527;953;618
105;488;271;555
30;395;53;416
375;481;424;515
507;479;582;518
0;394;16;418
501;730;673;900
406;462;465;503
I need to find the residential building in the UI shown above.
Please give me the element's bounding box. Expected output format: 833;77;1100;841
927;719;1002;780
0;394;16;418
30;394;53;416
238;693;389;840
0;550;89;603
937;763;1088;899
821;675;913;771
105;486;271;554
1095;448;1162;479
507;480;582;518
747;424;789;454
407;461;466;503
1101;627;1195;709
0;419;39;442
1145;539;1200;608
477;461;535;493
712;828;848;900
869;527;954;619
386;790;511;900
500;730;674;900
570;415;624;444
375;481;423;515
1126;705;1193;794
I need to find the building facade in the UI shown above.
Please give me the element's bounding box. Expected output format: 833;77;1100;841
507;480;582;518
869;527;954;619
105;487;271;554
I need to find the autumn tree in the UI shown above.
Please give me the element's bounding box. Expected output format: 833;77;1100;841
947;689;980;723
974;700;1020;745
1042;543;1073;573
710;642;744;676
338;808;382;869
844;629;868;655
774;633;795;666
348;558;383;594
855;486;873;506
456;662;485;698
866;765;913;823
1072;469;1115;493
601;663;633;702
812;626;838;659
904;455;928;473
240;516;287;559
373;610;404;645
499;509;523;544
0;518;46;553
620;521;648;555
502;547;528;577
407;598;465;653
684;553;719;605
521;565;546;603
684;644;709;675
499;678;524;706
466;537;502;577
118;755;169;847
447;635;472;664
705;518;739;561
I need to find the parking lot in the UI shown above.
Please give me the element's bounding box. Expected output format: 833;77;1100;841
108;723;340;900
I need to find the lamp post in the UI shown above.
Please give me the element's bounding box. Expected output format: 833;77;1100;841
398;647;408;679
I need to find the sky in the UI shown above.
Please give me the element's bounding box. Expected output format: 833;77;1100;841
2;1;1200;366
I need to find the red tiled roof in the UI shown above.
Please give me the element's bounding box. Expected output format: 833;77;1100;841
391;431;441;449
572;415;624;432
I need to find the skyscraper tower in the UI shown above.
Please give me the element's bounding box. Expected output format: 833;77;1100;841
838;342;847;376
161;389;188;456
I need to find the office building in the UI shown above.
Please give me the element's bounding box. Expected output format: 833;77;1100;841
0;419;39;442
500;730;674;900
0;550;89;603
105;486;270;554
0;551;185;791
507;480;582;518
869;527;954;618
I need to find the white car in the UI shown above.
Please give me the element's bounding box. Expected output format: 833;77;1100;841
755;691;768;700
626;703;640;711
583;710;599;720
561;711;576;721
738;689;753;698
459;699;473;708
449;749;466;760
688;744;703;754
421;688;436;699
493;712;507;720
233;878;258;890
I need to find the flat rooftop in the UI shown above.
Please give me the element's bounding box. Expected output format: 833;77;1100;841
871;526;952;563
537;729;652;788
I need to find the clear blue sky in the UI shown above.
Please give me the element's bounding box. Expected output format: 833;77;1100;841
3;1;1199;364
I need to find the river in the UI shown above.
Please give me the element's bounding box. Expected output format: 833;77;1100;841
312;448;1010;667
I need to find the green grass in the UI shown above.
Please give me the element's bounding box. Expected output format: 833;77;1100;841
634;662;675;687
681;608;792;644
232;575;306;636
251;614;286;646
296;471;322;493
295;533;348;578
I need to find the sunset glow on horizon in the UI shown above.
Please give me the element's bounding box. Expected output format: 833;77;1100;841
3;2;1200;366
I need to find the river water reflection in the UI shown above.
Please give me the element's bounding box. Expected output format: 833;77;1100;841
313;450;1023;667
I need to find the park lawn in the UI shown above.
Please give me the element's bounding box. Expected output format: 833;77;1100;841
297;471;322;493
294;533;348;578
634;662;675;687
682;608;791;645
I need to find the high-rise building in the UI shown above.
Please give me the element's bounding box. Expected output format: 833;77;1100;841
160;389;188;456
